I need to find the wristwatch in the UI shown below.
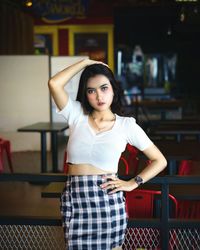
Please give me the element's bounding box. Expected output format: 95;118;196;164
134;175;144;186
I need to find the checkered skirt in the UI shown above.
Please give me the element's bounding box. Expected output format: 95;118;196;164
60;175;127;250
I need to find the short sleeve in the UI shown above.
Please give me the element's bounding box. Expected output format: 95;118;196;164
56;96;83;126
125;117;153;151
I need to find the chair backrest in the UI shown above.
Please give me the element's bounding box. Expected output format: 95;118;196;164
178;160;193;175
126;189;154;218
178;160;200;175
125;189;178;219
63;151;68;173
126;144;139;176
0;138;13;173
119;144;140;176
177;200;200;219
119;156;129;175
126;144;138;156
177;161;200;219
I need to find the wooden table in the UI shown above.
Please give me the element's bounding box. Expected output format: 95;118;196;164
41;182;64;198
154;130;200;143
18;122;68;173
0;182;61;219
155;120;200;126
150;122;200;143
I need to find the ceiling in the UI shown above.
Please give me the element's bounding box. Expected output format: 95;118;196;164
96;0;199;7
3;0;200;29
4;0;200;10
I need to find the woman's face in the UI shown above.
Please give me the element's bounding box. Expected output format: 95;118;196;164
86;74;114;112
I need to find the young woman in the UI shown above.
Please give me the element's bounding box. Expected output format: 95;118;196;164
48;59;167;250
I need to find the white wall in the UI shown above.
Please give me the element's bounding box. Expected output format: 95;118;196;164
0;55;50;151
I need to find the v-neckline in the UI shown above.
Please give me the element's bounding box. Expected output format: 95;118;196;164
87;114;117;136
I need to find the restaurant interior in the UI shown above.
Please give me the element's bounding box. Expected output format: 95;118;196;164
0;0;200;249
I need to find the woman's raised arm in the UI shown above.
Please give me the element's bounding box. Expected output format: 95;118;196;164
48;59;101;110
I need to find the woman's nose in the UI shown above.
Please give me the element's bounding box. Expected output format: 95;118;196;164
96;90;102;100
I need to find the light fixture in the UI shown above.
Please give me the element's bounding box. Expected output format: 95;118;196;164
175;0;198;2
193;6;198;14
167;27;172;36
180;7;186;22
25;0;32;7
180;12;185;21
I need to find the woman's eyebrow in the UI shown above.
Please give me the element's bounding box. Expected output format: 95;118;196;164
87;83;109;90
100;83;109;87
86;87;95;91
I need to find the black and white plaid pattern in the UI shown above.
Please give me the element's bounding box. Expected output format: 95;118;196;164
60;175;127;250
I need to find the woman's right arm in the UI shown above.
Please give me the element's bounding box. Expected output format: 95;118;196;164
48;59;100;110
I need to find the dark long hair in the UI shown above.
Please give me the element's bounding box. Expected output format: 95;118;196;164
76;64;123;115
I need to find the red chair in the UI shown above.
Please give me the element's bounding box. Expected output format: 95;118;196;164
177;200;200;219
121;144;139;176
0;138;13;173
178;160;193;175
63;151;69;173
177;160;200;219
124;189;178;250
125;189;178;219
119;156;129;175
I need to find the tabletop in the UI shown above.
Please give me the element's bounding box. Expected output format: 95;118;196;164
18;122;69;173
133;99;183;108
151;123;200;132
155;119;200;126
18;122;68;132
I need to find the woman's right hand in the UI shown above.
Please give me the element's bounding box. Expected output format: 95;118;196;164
85;58;109;68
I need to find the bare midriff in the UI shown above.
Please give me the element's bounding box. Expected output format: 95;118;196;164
67;163;115;176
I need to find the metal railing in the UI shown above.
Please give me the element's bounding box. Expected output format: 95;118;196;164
0;174;199;250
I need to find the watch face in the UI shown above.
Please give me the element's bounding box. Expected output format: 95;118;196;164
135;176;143;185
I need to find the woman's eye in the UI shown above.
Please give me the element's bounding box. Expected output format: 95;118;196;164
87;89;95;94
101;86;108;91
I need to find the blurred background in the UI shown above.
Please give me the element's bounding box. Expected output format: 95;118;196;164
0;0;200;172
1;0;200;113
0;2;200;250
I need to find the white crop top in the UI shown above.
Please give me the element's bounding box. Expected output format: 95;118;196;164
57;97;153;173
